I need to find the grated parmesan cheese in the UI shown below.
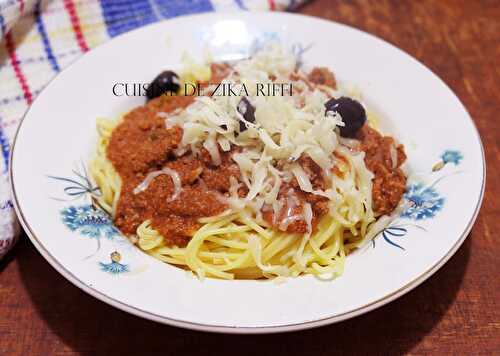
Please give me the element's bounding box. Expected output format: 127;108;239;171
133;168;182;202
164;43;375;229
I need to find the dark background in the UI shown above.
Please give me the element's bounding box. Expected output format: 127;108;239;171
1;0;499;354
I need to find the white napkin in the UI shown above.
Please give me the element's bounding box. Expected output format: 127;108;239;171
0;163;18;258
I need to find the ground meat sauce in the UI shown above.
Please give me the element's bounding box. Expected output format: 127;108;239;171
208;63;233;83
308;67;337;89
199;149;242;192
262;183;329;234
106;64;406;245
261;155;329;234
357;125;407;215
107;94;229;246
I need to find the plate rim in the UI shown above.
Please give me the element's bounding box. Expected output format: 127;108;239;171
8;11;486;334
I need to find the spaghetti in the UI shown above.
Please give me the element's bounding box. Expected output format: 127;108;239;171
90;44;407;280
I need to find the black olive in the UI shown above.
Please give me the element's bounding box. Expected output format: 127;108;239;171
146;70;180;100
324;97;366;137
237;97;256;132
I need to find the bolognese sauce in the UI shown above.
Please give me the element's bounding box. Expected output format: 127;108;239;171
106;65;406;246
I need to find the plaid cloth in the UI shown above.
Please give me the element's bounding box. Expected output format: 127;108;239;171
0;0;307;258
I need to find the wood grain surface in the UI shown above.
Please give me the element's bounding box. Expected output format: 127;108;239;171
1;0;499;355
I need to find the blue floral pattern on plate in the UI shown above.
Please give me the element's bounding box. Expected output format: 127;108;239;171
50;165;133;274
381;226;408;250
433;150;464;171
99;251;129;275
401;183;445;220
99;261;129;274
441;150;463;165
61;205;119;239
48;162;101;201
374;149;462;250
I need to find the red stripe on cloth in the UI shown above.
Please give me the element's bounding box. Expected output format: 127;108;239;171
18;0;25;13
5;32;33;105
63;0;89;52
268;0;276;10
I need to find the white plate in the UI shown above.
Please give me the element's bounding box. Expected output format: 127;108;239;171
10;12;485;333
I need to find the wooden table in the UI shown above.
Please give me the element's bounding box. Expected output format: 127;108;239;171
1;1;499;354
